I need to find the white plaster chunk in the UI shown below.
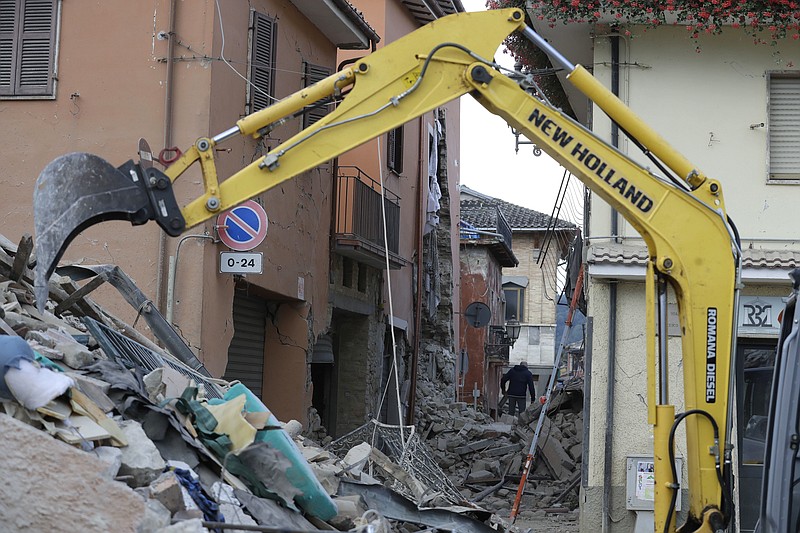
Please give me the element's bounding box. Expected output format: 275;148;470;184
342;441;372;476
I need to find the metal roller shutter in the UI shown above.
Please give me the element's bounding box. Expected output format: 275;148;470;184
224;291;267;397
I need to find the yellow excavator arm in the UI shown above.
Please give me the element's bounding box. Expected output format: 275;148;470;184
33;8;738;531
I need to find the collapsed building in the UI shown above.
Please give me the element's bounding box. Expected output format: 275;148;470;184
0;235;582;531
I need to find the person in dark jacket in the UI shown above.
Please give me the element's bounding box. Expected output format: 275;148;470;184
500;361;536;416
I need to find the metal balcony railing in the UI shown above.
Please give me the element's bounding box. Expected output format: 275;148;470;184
335;166;402;268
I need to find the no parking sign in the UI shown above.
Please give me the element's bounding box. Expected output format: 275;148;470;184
216;200;268;251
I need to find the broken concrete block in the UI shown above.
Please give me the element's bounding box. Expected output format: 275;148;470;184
310;460;342;495
568;442;583;462
329;494;368;530
118;419;167;487
150;471;185;514
144;368;166;402
212;482;257;524
25;329;57;348
211;480;259;528
138;499;172;532
454;438;494;455
465;469;494;483
93;446;123;479
3;311;47;333
219;500;260;529
0;413;145;531
342;441;372;476
283;419;303;438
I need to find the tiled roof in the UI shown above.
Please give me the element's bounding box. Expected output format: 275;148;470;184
460;186;575;231
588;243;800;270
401;0;464;25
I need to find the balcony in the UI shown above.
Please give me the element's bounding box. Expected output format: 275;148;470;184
334;166;406;270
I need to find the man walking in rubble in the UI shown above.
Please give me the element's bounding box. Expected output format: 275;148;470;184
500;361;536;416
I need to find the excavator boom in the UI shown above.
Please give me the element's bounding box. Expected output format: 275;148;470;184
32;8;739;531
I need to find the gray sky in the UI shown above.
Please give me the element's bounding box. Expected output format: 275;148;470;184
458;0;582;224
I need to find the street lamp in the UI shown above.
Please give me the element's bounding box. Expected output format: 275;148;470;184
485;317;522;352
506;318;522;348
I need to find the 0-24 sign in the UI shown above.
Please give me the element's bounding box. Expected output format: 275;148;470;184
220;252;263;274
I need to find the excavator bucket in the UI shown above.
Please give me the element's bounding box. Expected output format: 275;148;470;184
33;152;185;310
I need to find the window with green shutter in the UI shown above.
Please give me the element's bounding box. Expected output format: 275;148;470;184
247;11;276;114
768;72;800;181
0;0;58;98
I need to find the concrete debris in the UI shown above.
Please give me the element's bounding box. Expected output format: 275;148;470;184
0;234;582;532
413;371;584;519
119;419;168;487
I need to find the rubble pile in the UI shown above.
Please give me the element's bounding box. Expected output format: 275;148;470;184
0;233;582;532
0;234;524;533
414;376;584;520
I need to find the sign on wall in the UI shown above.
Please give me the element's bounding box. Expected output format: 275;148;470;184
667;296;787;337
738;295;787;336
216;200;268;251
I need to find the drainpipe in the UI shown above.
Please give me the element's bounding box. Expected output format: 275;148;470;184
406;115;426;426
601;34;621;533
156;0;177;313
166;233;214;325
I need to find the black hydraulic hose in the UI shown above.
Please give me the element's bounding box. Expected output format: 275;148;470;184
664;409;731;533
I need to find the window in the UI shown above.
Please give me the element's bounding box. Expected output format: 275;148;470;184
768;72;800;180
503;284;524;322
302;62;332;128
387;126;404;174
247;11;276;113
0;0;58;98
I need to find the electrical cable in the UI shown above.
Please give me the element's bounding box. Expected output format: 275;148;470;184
214;0;279;104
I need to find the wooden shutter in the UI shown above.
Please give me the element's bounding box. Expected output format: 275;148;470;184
248;12;276;113
0;0;56;97
387;126;404;173
302;62;332;128
0;0;15;94
769;74;800;180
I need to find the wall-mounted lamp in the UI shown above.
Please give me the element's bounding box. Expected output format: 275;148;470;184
485;317;522;352
505;318;522;348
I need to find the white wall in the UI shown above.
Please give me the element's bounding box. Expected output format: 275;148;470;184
590;26;800;244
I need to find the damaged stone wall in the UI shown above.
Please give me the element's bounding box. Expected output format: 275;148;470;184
417;108;457;409
334;309;384;435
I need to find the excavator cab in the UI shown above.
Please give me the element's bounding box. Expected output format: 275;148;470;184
755;269;800;532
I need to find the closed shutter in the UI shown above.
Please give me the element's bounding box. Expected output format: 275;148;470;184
769;74;800;180
0;0;14;93
248;11;276;113
0;0;56;97
387;126;403;173
302;62;332;128
224;291;267;397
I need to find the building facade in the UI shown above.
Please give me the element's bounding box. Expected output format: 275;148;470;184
1;0;465;436
529;10;800;532
459;186;576;415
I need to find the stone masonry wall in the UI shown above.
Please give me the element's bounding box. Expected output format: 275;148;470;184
417;109;457;409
